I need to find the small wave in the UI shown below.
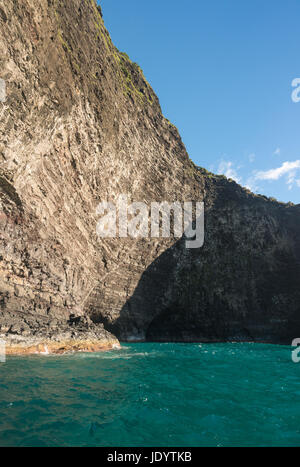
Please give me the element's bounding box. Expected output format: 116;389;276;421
71;351;154;360
100;352;152;360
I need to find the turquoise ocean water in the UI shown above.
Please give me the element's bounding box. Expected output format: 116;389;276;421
0;342;299;447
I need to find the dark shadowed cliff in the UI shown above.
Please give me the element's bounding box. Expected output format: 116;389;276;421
0;0;299;352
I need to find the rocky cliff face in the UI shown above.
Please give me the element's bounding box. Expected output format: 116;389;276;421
0;0;299;351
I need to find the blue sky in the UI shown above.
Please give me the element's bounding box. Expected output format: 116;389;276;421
99;0;300;204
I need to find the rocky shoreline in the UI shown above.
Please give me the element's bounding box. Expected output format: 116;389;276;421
0;313;120;355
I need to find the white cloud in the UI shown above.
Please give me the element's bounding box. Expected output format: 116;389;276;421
255;160;300;182
244;176;259;192
287;171;298;190
214;156;300;193
217;160;241;184
273;148;281;156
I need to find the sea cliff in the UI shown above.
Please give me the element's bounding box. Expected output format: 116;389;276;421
0;0;299;352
